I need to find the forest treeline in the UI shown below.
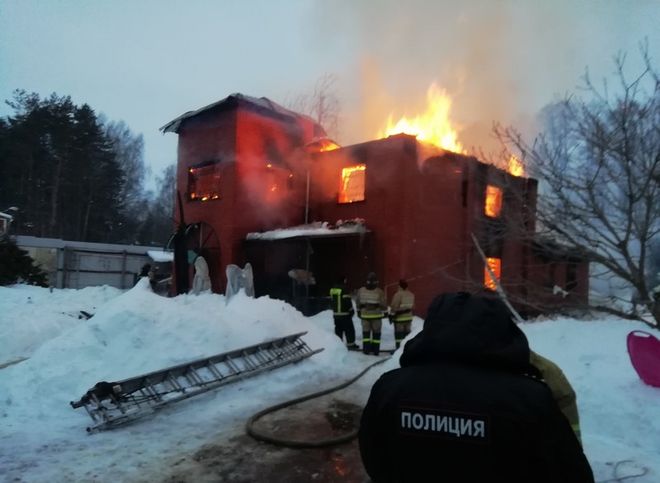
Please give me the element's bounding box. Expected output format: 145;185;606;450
0;90;175;246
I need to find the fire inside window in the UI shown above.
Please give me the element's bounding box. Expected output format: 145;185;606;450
188;162;221;202
485;185;503;217
338;164;366;203
484;257;501;290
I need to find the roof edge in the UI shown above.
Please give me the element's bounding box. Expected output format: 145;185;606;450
160;93;322;134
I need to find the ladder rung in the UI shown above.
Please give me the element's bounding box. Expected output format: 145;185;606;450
224;357;241;374
206;362;223;379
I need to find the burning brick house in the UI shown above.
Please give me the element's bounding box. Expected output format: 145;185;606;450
161;93;588;316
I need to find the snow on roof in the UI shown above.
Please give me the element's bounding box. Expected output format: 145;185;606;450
14;235;163;254
148;250;174;262
246;220;368;241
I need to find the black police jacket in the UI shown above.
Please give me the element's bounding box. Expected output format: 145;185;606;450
358;293;594;483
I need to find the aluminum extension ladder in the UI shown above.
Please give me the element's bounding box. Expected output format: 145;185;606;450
70;331;323;432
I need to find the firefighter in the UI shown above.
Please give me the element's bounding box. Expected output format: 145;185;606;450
329;276;358;350
389;279;415;349
530;350;582;443
358;292;593;483
357;272;387;355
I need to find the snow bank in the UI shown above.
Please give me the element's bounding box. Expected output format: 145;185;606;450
522;316;660;479
1;282;659;482
0;284;122;363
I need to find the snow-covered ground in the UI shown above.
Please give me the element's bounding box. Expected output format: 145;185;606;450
1;282;658;482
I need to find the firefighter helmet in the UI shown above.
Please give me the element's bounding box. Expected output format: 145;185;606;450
366;272;378;288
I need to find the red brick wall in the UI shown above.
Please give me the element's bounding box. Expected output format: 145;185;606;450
310;137;566;316
172;102;588;314
175;105;318;292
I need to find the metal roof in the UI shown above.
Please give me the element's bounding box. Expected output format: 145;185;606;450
160;93;320;134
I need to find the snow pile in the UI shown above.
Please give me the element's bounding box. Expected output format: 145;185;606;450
0;284;122;364
0;282;659;482
522;316;660;478
0;280;371;482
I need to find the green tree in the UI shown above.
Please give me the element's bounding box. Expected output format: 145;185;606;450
0;90;133;243
0;237;48;286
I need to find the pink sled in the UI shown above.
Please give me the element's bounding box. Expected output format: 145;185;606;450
627;330;660;388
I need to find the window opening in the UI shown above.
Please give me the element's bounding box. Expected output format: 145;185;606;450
188;161;221;202
484;257;501;290
566;263;578;290
484;185;503;217
338;164;366;203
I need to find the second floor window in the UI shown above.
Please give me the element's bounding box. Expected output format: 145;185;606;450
188;161;221;202
338;164;366;203
484;257;501;290
485;185;503;217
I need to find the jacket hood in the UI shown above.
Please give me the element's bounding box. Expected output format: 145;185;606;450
400;292;534;374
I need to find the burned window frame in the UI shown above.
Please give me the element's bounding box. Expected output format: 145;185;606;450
484;184;503;218
187;159;222;202
484;256;502;291
338;163;366;204
263;162;295;197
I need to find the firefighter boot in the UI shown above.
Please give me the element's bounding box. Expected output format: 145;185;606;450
372;331;381;356
362;331;371;354
395;329;404;350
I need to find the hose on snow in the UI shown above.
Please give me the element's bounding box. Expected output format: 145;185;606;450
247;362;653;482
245;355;391;448
596;459;649;483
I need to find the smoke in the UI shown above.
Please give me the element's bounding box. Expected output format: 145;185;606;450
307;0;647;156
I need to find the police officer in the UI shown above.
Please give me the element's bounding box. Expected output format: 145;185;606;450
358;292;593;483
356;272;387;355
329;276;358;350
389;279;415;349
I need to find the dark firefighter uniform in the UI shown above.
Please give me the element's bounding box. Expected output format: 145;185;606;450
389;280;415;349
357;273;387;355
329;279;357;349
358;292;594;483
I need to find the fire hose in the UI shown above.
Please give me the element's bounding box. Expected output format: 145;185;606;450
245;355;391;448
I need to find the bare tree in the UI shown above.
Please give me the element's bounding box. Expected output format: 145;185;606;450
104;120;148;241
285;73;341;140
136;164;176;246
496;46;660;327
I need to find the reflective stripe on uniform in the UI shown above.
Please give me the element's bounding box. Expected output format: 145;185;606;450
572;424;582;443
361;313;384;319
330;287;352;316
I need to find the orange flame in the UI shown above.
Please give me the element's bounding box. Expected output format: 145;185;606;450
378;83;464;153
318;140;340;152
484;257;501;290
507;155;524;177
305;137;341;153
